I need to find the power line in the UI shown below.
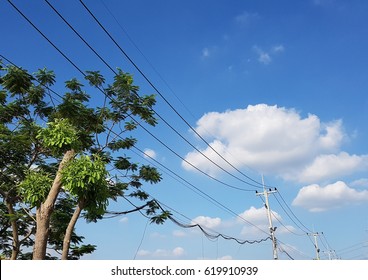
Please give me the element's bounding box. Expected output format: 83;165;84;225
4;3;320;258
98;0;199;123
272;193;310;235
154;198;272;245
78;0;267;188
258;196;305;237
275;192;313;233
6;1;257;193
43;0;117;76
42;0;263;190
1;53;270;239
110;145;269;235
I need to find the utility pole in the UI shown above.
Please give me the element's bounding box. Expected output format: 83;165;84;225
323;249;336;260
256;175;278;260
308;232;321;260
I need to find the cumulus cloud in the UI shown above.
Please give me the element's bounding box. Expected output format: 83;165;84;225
182;104;367;184
297;152;368;183
143;148;157;159
237;206;295;237
238;206;276;224
192;216;222;229
292;181;368;212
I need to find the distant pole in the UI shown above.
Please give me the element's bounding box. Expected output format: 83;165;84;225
256;175;278;260
308;232;321;260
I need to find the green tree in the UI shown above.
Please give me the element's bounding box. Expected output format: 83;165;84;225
0;62;168;260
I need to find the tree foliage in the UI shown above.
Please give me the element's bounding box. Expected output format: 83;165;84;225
0;61;168;259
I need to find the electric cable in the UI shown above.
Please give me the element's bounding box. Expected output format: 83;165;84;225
271;194;309;235
5;2;256;193
153;198;272;245
108;151;270;235
41;0;264;190
257;196;305;237
78;0;268;188
275;192;313;233
2;54;266;236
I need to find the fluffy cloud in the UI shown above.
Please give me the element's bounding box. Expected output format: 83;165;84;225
143;148;157;159
238;206;276;224
183;104;367;183
237;206;295;237
192;216;222;229
296;152;368;183
292;181;368;212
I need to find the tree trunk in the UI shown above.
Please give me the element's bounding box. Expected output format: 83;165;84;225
6;200;19;260
61;199;84;260
33;149;75;260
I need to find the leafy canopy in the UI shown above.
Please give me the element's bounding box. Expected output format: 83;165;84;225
0;61;168;259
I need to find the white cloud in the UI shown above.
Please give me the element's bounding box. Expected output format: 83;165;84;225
172;230;187;237
143;148;157;159
292;181;368;212
253;45;284;65
182;104;366;184
297;152;368;183
272;45;285;53
201;46;218;60
136;247;185;258
192;216;222;229
238;206;275;224
253;46;272;65
136;249;150;257
259;52;272;65
119;217;129;223
172;247;185;256
237;206;295;237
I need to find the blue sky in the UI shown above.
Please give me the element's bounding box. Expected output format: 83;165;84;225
1;0;368;260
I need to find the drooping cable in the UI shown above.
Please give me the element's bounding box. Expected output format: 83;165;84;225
154;199;272;245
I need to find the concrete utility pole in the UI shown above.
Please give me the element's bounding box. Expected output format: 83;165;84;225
323;249;336;260
256;176;278;260
308;232;321;260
